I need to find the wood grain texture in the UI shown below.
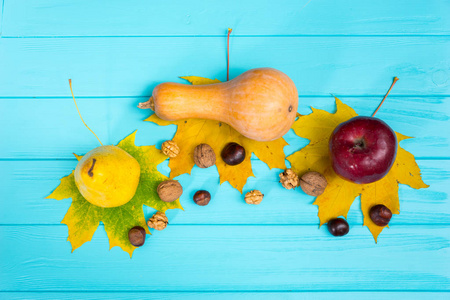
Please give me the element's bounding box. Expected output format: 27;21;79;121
0;0;3;36
1;292;449;300
0;0;449;296
0;37;449;97
0;96;448;159
0;225;449;291
0;159;445;226
2;0;450;36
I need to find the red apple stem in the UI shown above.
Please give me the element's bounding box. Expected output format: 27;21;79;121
69;79;104;146
371;77;399;117
227;28;232;81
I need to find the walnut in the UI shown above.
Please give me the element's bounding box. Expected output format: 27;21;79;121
244;190;264;205
157;180;183;202
194;144;216;168
299;171;327;196
279;168;299;189
161;140;180;158
147;211;168;231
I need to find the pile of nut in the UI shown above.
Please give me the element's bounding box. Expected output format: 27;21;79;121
162;140;247;168
128;140;253;247
128;140;395;246
128;210;171;247
279;168;328;197
162;140;262;206
278;168;393;237
326;204;393;237
131;139;396;246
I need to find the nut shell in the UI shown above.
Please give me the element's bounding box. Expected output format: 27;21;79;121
327;218;349;237
193;190;211;206
221;142;246;166
147;211;168;231
128;226;146;247
157;180;183;202
279;168;300;189
369;204;392;226
244;190;264;205
194;144;216;168
299;171;327;196
161;140;180;158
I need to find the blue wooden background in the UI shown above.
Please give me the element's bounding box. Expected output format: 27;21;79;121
0;0;449;299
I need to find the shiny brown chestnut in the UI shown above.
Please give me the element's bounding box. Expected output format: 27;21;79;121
327;218;349;237
221;142;246;166
369;204;392;226
193;190;211;206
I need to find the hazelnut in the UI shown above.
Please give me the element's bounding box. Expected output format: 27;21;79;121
279;168;300;189
128;226;146;247
299;171;327;196
157;180;183;202
193;190;211;206
327;218;349;237
147;211;168;231
221;142;246;166
369;204;392;226
244;190;264;205
161;140;180;158
194;144;216;168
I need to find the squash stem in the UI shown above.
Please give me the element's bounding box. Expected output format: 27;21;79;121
137;97;155;111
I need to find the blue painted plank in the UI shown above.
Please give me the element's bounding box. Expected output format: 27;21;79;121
0;37;449;97
0;159;445;226
2;0;450;36
0;97;448;159
0;225;448;291
1;292;449;300
0;0;3;36
0;1;448;297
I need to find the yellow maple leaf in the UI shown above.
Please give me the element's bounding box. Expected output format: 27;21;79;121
46;131;183;257
287;98;428;241
145;76;287;193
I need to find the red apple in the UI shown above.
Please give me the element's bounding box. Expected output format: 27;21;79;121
329;116;397;184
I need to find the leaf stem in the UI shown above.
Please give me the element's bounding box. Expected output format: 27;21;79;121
227;28;232;81
69;79;104;146
371;77;399;117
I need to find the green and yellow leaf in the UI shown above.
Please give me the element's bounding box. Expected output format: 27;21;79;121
46;131;183;257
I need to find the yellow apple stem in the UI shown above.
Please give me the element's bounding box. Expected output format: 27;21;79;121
68;79;104;146
227;28;232;81
372;77;399;117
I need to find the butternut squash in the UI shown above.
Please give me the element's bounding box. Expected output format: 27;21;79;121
149;68;298;141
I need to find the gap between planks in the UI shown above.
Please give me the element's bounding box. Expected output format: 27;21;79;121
0;290;449;293
2;34;450;38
